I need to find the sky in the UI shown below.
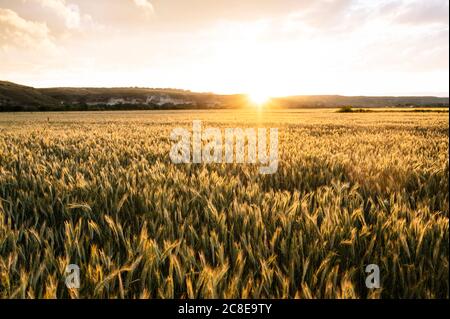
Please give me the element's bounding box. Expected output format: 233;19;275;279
0;0;448;97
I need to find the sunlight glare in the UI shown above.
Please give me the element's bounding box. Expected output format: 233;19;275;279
248;92;270;106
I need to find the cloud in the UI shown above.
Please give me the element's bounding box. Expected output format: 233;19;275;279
0;7;64;83
133;0;154;15
383;0;449;26
0;8;55;50
280;0;366;34
28;0;93;29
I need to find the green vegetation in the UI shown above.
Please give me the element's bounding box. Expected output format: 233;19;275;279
337;106;376;113
0;110;448;298
338;106;354;112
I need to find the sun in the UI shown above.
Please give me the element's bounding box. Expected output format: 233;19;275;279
247;91;270;106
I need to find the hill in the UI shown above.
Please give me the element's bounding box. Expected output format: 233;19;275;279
0;81;59;111
272;95;450;108
39;87;246;110
0;81;448;111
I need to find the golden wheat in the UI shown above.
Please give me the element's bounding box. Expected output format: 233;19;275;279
0;109;448;298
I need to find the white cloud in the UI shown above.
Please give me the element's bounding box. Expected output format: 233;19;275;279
0;7;64;83
0;8;55;50
382;0;449;26
133;0;154;15
28;0;93;29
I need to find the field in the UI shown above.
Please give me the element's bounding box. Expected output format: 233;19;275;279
0;109;448;299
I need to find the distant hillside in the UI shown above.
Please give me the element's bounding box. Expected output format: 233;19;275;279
39;87;247;110
0;81;59;111
272;95;450;108
0;81;448;111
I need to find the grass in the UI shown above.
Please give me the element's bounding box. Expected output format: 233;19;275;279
0;109;448;299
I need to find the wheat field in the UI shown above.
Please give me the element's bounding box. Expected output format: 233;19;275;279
0;109;448;299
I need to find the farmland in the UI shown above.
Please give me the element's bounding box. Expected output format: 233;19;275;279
0;109;448;298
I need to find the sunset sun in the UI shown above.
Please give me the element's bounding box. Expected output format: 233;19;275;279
248;92;270;106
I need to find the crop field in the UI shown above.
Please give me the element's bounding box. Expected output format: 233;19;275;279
0;109;448;299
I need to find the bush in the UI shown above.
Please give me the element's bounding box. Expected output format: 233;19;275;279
338;106;353;113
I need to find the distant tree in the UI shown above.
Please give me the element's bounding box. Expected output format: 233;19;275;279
338;106;353;113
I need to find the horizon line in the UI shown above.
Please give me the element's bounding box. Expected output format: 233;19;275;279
2;80;449;98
